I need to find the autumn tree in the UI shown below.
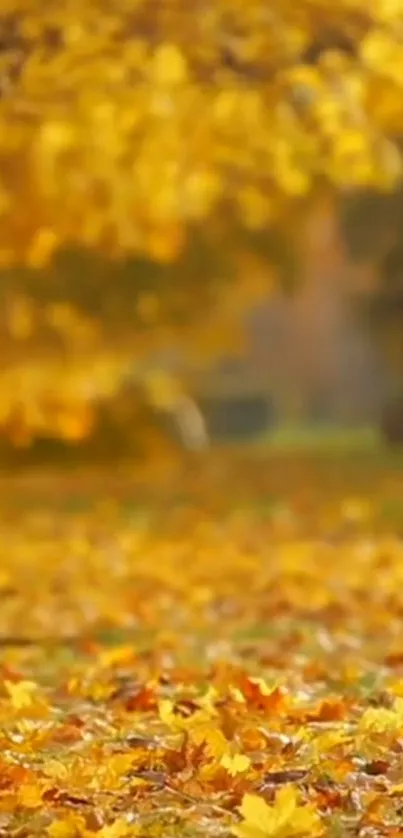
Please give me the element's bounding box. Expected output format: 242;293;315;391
0;0;402;446
341;189;403;371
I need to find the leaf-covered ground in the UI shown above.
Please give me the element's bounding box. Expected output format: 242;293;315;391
1;451;403;838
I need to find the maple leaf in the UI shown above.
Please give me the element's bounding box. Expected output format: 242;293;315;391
305;697;348;722
359;701;403;734
311;729;351;761
232;787;323;838
220;753;251;776
190;724;229;760
18;782;49;809
239;678;288;714
48;815;137;838
94;820;137;838
47;817;87;838
4;679;43;710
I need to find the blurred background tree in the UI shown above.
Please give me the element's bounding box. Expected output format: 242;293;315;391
0;0;403;453
340;189;403;373
339;188;403;442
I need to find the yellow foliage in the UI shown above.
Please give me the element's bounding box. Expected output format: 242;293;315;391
95;821;137;838
18;783;48;809
0;0;401;440
0;0;399;263
0;456;402;835
48;818;87;838
43;760;70;781
233;787;323;838
5;679;40;710
149;44;188;86
359;699;403;734
48;817;137;838
220;753;251;776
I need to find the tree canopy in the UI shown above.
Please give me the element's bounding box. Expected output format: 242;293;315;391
0;0;402;445
0;0;402;264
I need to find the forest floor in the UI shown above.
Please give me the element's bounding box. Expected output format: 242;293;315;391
0;445;403;838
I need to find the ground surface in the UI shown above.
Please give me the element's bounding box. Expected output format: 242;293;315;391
1;449;403;837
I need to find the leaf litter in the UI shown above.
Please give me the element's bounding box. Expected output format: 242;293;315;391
0;453;402;836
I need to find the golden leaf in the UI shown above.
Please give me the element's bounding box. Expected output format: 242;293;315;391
44;760;70;781
149;44;188;86
190;725;229;759
18;783;47;809
47;816;87;838
220;753;251;776
359;701;403;734
96;820;135;838
158;698;177;728
5;680;40;710
103;753;135;781
232;787;323;838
